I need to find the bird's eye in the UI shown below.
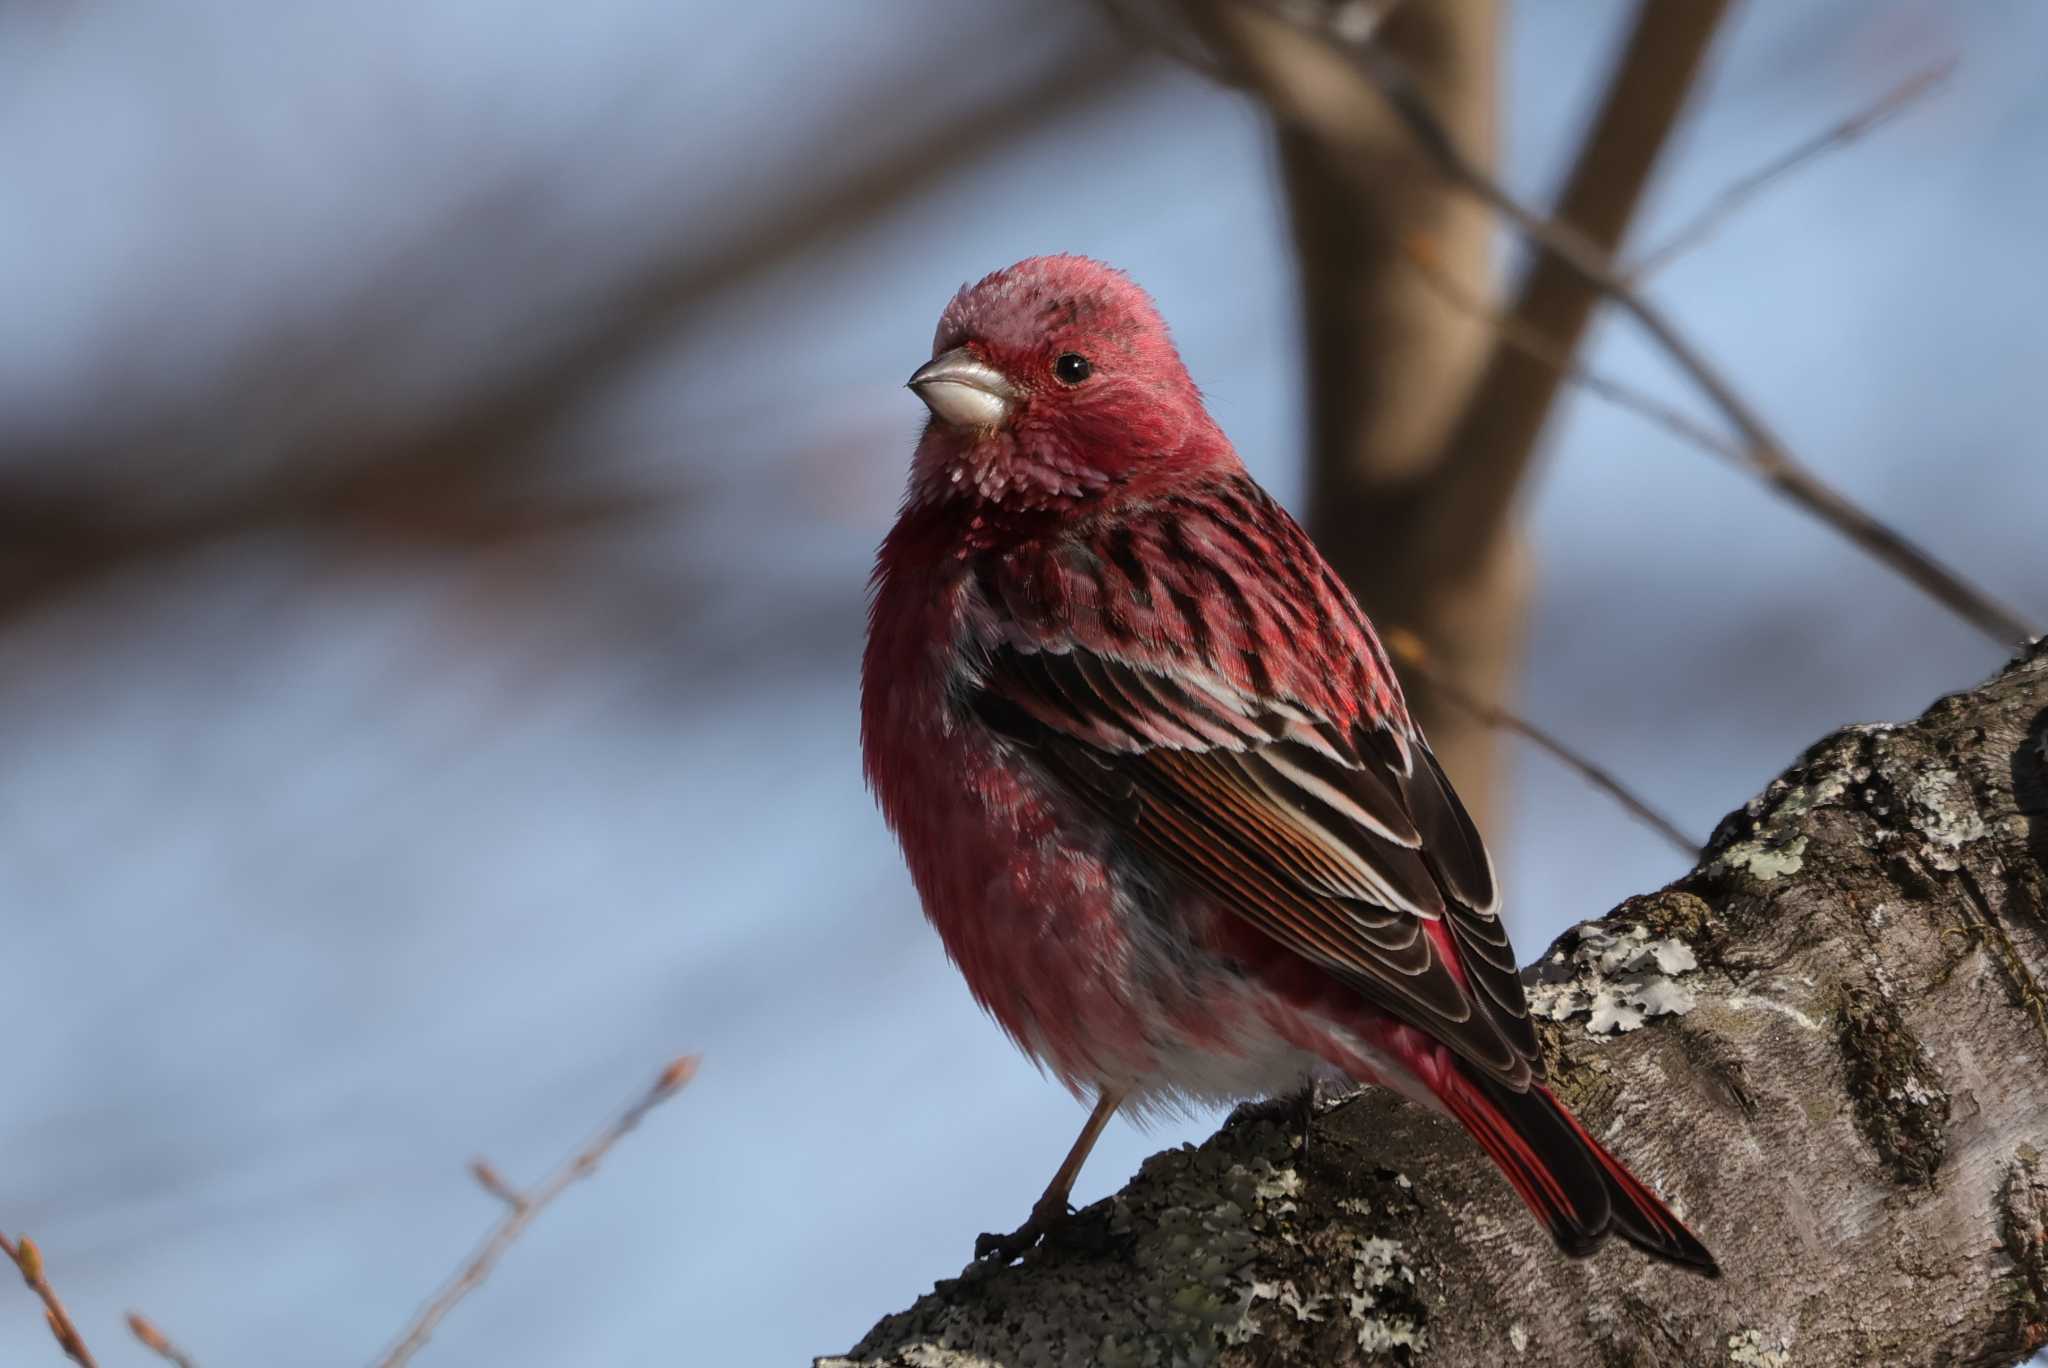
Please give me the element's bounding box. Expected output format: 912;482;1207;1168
1053;352;1093;385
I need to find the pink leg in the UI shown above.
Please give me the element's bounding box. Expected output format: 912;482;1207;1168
973;1086;1127;1264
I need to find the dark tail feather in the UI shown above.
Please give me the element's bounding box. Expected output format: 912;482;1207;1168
1536;1082;1721;1276
1442;1068;1720;1276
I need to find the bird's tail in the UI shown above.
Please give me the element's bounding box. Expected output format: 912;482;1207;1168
1434;1063;1720;1276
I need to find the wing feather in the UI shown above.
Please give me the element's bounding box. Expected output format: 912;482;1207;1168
969;640;1538;1087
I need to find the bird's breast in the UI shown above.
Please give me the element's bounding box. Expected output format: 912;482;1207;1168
862;546;1173;1086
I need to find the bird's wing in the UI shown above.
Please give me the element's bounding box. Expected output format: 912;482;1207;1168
967;639;1539;1089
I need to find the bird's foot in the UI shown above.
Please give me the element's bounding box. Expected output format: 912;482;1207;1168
1297;1078;1366;1161
1229;1079;1362;1166
971;1192;1072;1267
1228;1082;1317;1157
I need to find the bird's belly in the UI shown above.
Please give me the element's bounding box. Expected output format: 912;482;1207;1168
885;720;1340;1110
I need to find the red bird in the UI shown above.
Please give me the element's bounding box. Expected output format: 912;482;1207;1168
861;255;1716;1274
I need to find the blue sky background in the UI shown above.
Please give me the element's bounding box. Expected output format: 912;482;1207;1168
2;2;2043;1363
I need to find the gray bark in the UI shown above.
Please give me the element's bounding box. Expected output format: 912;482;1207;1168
822;642;2048;1367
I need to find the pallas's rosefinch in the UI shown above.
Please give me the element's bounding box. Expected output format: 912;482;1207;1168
861;255;1716;1274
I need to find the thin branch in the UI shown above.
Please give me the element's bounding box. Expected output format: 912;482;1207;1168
1382;627;1701;861
1402;230;1747;471
127;1313;202;1368
467;1159;528;1213
373;1054;701;1368
1;1231;100;1368
1249;0;2040;648
1631;61;1955;279
1421;0;1734;551
1096;0;1235;84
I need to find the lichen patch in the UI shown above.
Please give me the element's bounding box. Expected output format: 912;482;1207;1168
1727;1327;1791;1366
1713;833;1808;881
1704;745;1860;886
1342;1235;1425;1354
1527;922;1702;1036
1904;766;1989;870
1722;994;1823;1033
1247;1278;1329;1325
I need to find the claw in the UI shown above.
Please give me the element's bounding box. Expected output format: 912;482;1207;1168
970;1194;1072;1267
965;1088;1126;1276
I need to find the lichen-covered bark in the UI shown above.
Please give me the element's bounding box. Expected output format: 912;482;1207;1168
824;643;2048;1368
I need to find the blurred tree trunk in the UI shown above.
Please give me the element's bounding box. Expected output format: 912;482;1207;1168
1182;0;1728;838
826;642;2048;1368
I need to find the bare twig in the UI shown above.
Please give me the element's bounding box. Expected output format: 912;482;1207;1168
1;1231;100;1368
1632;61;1955;279
467;1159;529;1212
1250;0;2040;648
1383;627;1700;860
127;1312;202;1368
373;1054;701;1368
1420;0;1734;546
1402;231;1746;471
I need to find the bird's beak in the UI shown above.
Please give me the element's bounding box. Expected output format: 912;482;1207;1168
907;347;1016;430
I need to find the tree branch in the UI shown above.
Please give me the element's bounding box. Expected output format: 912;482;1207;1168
1381;627;1699;861
1631;60;1954;280
126;1313;201;1368
1172;0;1730;843
1399;226;1751;473
0;23;1143;628
374;33;1141;483
1254;0;2040;649
826;642;2048;1366
0;1232;99;1368
372;1054;700;1368
1420;0;1733;549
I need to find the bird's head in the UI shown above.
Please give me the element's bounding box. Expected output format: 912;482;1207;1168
905;255;1228;513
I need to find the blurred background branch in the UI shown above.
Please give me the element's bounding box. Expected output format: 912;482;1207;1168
1245;0;2039;649
374;1055;699;1368
1630;58;1953;279
0;15;1143;628
1380;625;1698;859
2;1231;99;1367
127;1313;201;1368
8;1059;698;1368
1158;0;1730;836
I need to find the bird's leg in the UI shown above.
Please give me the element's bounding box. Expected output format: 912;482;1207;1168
973;1086;1126;1265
